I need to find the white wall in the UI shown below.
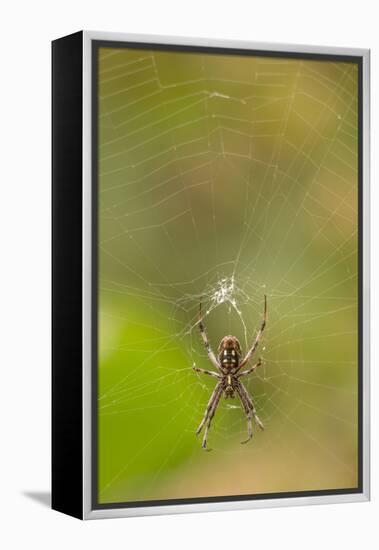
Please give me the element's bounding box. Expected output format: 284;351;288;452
1;1;376;548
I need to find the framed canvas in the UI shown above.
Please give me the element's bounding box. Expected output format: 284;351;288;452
52;31;370;520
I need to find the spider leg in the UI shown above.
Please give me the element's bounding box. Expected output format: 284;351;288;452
237;380;264;432
195;382;222;437
193;366;221;379
235;386;253;444
198;301;222;372
237;358;262;379
238;295;267;370
201;385;223;451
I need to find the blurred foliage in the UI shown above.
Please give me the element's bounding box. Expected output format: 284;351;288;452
97;46;359;504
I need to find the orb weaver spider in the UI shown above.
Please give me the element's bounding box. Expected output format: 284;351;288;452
193;295;267;450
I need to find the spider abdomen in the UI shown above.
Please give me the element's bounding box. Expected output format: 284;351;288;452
220;348;239;370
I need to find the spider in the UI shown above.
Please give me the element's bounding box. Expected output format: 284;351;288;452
193;295;267;450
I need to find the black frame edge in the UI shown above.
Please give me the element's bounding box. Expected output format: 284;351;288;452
52;30;84;520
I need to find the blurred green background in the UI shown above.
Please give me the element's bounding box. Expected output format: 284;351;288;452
97;46;359;504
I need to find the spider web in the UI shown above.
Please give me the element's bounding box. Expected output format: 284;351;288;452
96;45;359;504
